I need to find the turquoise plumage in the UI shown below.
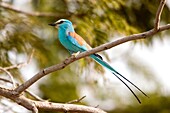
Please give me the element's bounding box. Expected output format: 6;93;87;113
49;19;148;103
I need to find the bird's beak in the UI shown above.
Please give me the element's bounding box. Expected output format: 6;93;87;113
48;23;56;26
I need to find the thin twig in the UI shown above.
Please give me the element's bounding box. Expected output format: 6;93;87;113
27;49;35;64
0;2;67;18
0;49;46;101
0;67;16;88
66;96;86;104
0;77;11;83
0;77;44;101
154;0;166;30
0;49;34;88
25;90;44;101
4;49;34;70
95;105;99;108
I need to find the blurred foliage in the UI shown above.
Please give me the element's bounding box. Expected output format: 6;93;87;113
0;0;170;112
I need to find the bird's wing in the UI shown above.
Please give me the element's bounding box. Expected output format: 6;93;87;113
67;32;92;52
67;32;103;59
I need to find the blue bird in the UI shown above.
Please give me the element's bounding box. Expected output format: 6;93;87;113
49;19;148;103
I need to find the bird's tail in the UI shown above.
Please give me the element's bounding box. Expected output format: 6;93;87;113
90;54;148;103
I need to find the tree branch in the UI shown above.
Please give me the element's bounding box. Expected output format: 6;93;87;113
154;0;166;30
35;101;106;113
0;77;44;101
0;87;37;112
0;2;68;18
0;87;106;113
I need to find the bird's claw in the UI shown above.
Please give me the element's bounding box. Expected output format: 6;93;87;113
72;51;80;58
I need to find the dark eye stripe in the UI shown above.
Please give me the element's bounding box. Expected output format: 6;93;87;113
57;20;64;24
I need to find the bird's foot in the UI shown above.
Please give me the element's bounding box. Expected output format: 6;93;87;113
72;51;80;58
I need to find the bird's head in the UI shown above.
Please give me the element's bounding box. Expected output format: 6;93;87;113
49;19;73;29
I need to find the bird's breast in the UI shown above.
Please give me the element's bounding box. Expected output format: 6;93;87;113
58;30;74;51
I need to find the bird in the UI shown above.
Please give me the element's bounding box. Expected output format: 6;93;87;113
49;19;148;103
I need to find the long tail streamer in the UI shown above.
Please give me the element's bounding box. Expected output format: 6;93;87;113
91;54;148;103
